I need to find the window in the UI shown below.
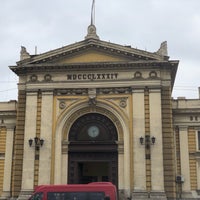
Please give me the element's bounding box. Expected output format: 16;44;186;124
47;192;105;200
198;131;200;150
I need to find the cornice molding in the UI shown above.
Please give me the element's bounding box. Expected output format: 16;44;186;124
15;39;170;66
10;60;178;74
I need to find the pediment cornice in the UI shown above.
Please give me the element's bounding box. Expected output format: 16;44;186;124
16;38;169;66
11;60;178;73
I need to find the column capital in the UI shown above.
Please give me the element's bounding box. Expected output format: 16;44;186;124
132;88;145;93
178;125;188;132
26;91;38;96
41;91;54;96
149;88;161;93
4;124;15;131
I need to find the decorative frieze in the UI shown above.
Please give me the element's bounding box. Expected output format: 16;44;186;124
26;69;161;86
55;89;88;96
55;87;133;96
98;87;131;94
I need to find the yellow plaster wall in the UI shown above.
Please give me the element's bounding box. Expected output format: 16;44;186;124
11;90;26;197
188;128;197;190
144;90;151;191
0;127;6;196
34;92;42;188
57;50;131;64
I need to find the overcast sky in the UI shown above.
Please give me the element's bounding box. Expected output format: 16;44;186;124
0;0;200;101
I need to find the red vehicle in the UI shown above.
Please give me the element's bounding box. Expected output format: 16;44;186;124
29;182;117;200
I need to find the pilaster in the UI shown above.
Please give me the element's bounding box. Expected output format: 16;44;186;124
149;89;166;198
38;91;53;185
179;126;192;197
117;141;124;195
20;92;38;198
61;141;69;184
132;89;146;193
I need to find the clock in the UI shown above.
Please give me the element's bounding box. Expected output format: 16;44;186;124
88;126;99;138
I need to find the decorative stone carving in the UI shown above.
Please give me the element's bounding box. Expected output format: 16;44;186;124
74;89;83;95
157;41;168;56
98;87;132;94
134;71;143;79
88;88;96;105
88;98;96;105
119;98;127;108
85;24;100;40
44;74;52;82
56;89;88;96
29;74;38;82
59;101;66;109
149;71;158;78
100;88;112;94
20;46;30;60
116;88;127;94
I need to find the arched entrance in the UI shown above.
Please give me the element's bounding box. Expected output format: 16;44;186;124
68;113;118;187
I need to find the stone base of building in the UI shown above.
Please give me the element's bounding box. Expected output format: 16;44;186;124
131;191;167;200
17;190;33;200
118;189;131;200
150;191;167;199
0;191;11;200
131;191;149;199
177;191;196;199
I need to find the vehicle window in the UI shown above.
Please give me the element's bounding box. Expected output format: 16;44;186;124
29;192;43;200
47;192;105;200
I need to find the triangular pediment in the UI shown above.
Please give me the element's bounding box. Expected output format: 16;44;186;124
52;49;132;64
17;38;168;66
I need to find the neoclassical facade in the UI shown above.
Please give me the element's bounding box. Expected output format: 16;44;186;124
0;24;200;200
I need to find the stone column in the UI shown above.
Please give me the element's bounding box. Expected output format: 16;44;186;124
149;89;166;199
117;141;125;199
38;91;53;185
20;92;38;197
123;125;131;199
1;124;15;199
179;126;192;197
132;89;147;198
54;126;62;184
61;154;68;184
61;141;69;184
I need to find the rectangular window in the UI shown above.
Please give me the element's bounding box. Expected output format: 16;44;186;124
47;192;105;200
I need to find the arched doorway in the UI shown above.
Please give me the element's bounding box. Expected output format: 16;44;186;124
68;113;118;187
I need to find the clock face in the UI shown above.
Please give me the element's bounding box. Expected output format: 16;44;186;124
88;126;99;138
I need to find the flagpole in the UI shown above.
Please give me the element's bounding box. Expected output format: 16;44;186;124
91;0;95;25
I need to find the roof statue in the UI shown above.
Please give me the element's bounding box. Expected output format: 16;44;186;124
85;0;99;40
20;46;30;60
156;41;168;56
